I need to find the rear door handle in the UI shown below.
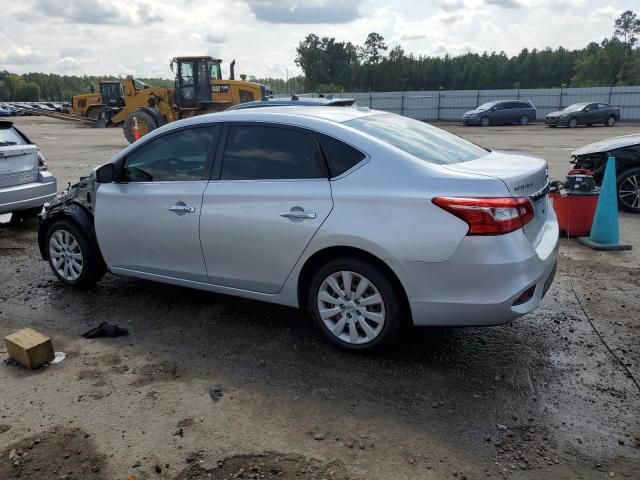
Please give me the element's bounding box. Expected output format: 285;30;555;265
169;203;196;215
280;207;316;221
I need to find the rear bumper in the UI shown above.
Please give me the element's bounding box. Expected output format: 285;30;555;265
389;205;560;326
0;172;57;215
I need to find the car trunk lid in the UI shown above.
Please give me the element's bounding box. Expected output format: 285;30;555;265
0;144;39;188
442;151;550;244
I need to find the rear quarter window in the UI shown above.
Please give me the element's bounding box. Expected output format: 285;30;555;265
0;126;28;146
316;134;366;178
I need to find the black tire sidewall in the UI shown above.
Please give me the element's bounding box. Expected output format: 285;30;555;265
519;115;529;126
308;258;402;352
606;116;616;127
617;168;640;213
46;220;101;287
480;116;490;127
123;110;157;143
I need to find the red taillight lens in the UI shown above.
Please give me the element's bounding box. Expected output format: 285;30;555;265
432;197;534;235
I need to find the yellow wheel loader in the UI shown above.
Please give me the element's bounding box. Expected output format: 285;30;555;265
113;57;267;142
70;81;125;121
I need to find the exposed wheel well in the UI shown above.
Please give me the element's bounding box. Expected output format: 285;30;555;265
297;246;411;319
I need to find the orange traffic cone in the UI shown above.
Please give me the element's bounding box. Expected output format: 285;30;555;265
132;116;140;141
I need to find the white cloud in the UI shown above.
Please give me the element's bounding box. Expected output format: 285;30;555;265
0;45;45;65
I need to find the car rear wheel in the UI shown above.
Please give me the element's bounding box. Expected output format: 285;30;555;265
606;115;616;127
568;117;578;128
480;116;490;127
309;258;402;352
519;115;530;126
46;220;105;287
617;168;640;213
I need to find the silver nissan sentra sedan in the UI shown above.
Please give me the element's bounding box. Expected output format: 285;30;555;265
38;107;559;352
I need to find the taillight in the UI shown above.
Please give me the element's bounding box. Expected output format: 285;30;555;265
432;197;534;235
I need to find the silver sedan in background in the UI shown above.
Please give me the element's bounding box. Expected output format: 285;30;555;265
38;107;559;352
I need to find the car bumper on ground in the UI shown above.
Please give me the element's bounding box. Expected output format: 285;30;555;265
389;201;559;326
0;172;57;215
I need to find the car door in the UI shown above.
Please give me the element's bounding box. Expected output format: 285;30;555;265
95;125;220;283
200;123;333;294
583;103;599;124
490;102;506;123
598;103;611;122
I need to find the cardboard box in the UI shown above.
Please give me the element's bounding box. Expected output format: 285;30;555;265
4;328;55;369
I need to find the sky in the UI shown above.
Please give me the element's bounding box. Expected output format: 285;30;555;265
0;0;630;80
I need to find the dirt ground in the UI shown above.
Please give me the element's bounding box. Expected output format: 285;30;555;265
1;117;640;479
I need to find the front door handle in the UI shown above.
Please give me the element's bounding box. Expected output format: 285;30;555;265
169;202;196;215
280;207;316;221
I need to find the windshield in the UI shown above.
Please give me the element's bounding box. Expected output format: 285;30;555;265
346;113;488;165
0;126;28;146
563;103;588;112
477;102;496;110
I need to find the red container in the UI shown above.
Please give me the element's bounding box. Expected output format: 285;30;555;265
549;191;599;237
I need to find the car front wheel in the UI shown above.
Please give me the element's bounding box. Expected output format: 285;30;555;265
568;118;578;128
480;116;490;127
618;168;640;213
606;115;616;127
46;220;105;287
309;258;403;352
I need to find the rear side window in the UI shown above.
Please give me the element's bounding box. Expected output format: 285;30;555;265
519;102;532;109
0;126;28;146
221;125;325;180
316;134;365;178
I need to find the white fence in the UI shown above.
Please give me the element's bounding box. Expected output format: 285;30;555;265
283;86;640;121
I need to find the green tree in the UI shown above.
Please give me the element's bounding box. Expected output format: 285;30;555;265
614;10;640;47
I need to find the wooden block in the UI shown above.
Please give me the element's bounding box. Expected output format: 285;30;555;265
4;328;55;369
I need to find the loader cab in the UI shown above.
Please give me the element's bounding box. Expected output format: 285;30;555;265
172;56;222;110
99;81;125;108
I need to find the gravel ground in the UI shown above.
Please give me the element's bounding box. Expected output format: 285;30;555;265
1;117;639;479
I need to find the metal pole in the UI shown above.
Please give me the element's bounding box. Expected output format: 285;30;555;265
401;91;405;116
437;91;441;121
369;90;372;108
559;85;563;110
608;84;613;104
476;89;480;107
517;88;520;100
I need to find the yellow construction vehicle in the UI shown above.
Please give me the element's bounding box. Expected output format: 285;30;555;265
70;81;125;120
103;56;268;142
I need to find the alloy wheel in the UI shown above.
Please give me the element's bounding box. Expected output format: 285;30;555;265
619;174;640;210
519;115;529;126
568;118;578;128
316;270;386;345
607;116;616;127
49;229;84;281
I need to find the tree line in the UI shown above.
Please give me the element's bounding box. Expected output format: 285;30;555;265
295;10;640;93
0;72;172;102
1;10;639;100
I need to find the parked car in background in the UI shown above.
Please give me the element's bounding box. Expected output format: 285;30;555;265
462;100;537;126
226;95;356;111
38;107;557;352
545;102;620;128
0;121;57;222
571;133;640;212
0;106;15;117
44;103;64;112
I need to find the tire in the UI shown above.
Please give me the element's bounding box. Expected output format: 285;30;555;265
548;125;557;128
123;109;158;143
617;167;640;213
45;220;106;287
519;115;530;126
606;115;616;127
308;258;403;352
567;117;578;128
86;108;102;121
480;116;490;127
586;123;593;127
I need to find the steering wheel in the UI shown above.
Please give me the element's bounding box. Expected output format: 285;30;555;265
157;157;186;170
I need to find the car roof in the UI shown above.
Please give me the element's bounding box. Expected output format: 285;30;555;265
227;97;356;111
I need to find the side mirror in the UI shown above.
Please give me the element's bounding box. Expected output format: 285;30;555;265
96;163;115;183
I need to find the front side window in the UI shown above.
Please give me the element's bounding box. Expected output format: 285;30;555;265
346;113;488;165
122;127;217;182
477;102;495;110
221;125;325;180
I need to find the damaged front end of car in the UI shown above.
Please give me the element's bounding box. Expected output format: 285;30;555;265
37;173;102;262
